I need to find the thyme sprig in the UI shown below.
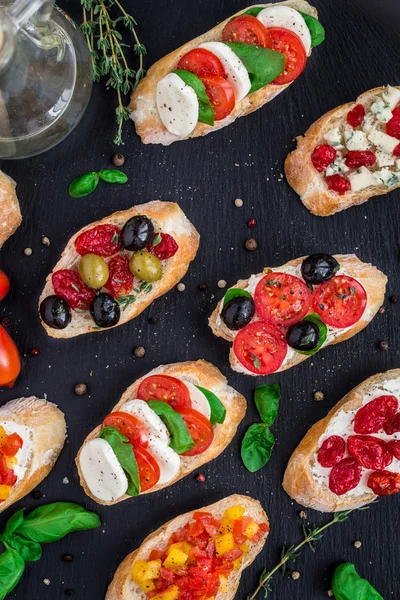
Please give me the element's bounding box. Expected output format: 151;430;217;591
80;0;146;144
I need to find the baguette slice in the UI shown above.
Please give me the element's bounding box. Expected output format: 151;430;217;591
105;494;269;600
283;369;400;512
0;397;66;513
0;170;22;248
209;254;387;376
285;86;400;216
76;360;247;505
129;1;319;145
39;201;199;338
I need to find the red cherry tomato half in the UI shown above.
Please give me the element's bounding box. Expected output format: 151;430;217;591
148;233;179;260
176;408;214;456
75;224;121;257
347;104;365;128
222;15;272;48
354;395;398;435
311;145;337;172
317;435;346;468
134;446;160;492
368;470;400;496
348;435;393;470
0;326;20;388
0;271;10;301
329;457;362;496
202;75;236;121
0;433;23;457
268;27;307;86
386;107;400;140
326;174;351;195
177;48;226;78
103;412;148;448
137;375;191;409
254;272;311;327
233;321;287;375
312;275;367;328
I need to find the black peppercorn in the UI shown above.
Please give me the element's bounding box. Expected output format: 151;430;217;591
112;152;125;167
389;295;398;304
62;554;74;563
65;590;74;597
198;283;207;290
378;341;389;351
148;316;160;324
32;490;42;499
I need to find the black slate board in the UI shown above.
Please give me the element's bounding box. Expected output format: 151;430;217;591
1;0;400;598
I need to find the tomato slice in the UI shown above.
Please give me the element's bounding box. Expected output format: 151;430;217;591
103;412;148;448
312;275;367;328
177;48;226;78
137;375;191;409
0;433;23;457
233;321;287;375
0;271;10;302
134;446;160;492
222;15;272;48
0;326;21;388
254;272;311;326
268;27;307;85
201;75;235;121
176;408;214;456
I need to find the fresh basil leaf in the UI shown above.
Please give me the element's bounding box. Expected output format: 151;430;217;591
16;502;101;543
224;42;285;93
6;534;42;562
241;424;275;472
100;427;140;496
241;7;263;17
2;509;25;541
148;400;194;454
196;386;226;425
332;563;383;600
68;172;99;197
296;313;328;356
0;548;25;600
174;70;214;126
298;11;325;47
254;384;280;426
223;288;252;306
98;169;128;184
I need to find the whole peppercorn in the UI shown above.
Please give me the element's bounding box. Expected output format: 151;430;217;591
74;383;88;396
41;236;50;246
378;306;385;314
378;341;389;351
245;238;257;251
29;348;40;357
65;590;75;597
32;489;42;499
62;554;74;563
24;247;32;256
198;283;207;290
112;152;125;167
353;540;362;548
1;317;10;327
134;346;145;358
196;473;206;482
234;198;243;207
389;295;398;304
247;218;257;228
291;571;300;581
177;283;186;292
148;316;160;325
217;280;227;289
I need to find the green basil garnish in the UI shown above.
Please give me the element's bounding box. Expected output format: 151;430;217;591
254;383;280;426
0;548;25;600
224;42;285;93
5;535;42;562
241;423;275;473
241;7;263;17
223;288;252;306
174;70;214;126
98;169;129;184
298;11;325;47
148;400;194;454
100;427;140;496
296;313;328;356
1;510;25;541
332;563;383;600
68;172;100;198
196;386;226;425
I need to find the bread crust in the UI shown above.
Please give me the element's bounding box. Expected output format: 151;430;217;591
283;369;400;512
0;397;66;513
209;254;387;376
129;1;318;145
76;360;247;505
285;86;400;216
0;170;22;248
105;494;269;600
39;201;199;338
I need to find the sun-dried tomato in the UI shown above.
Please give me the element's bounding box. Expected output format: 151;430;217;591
326;174;351;195
386;440;400;460
386;107;400;139
394;143;400;157
103;255;133;297
347;104;365;128
367;470;400;496
329;457;362;496
52;270;96;310
75;224;121;257
344;150;376;169
317;435;346;468
347;435;393;470
148;233;179;260
311;144;337;172
354;395;398;434
383;412;400;435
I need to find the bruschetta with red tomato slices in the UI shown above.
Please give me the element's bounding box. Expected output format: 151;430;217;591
209;254;386;376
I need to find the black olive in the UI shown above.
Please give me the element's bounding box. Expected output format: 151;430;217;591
221;296;255;330
40;295;71;329
90;293;120;328
286;320;320;351
121;215;154;251
301;253;339;284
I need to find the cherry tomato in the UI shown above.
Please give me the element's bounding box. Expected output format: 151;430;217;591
268;28;307;85
348;435;393;470
137;375;191;409
0;271;10;301
177;48;226;78
222;15;272;48
312;275;367;328
326;174;351;195
317;435;346;468
202;75;236;121
329;457;361;496
134;446;160;492
103;412;148;448
176;408;214;456
0;326;20;388
354;395;398;434
233;321;287;375
254;272;311;326
311;145;337;172
0;433;23;457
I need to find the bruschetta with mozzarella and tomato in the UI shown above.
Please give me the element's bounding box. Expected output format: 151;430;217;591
209;254;386;376
76;361;246;505
105;494;269;600
0;170;22;249
39;201;199;338
0;397;66;513
129;1;324;145
285;85;400;216
283;369;400;512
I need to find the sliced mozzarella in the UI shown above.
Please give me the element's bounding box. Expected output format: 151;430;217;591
376;148;395;167
382;85;400;110
257;6;311;54
183;381;211;420
368;128;399;154
370;97;393;123
324;127;343;148
199;42;251;102
156;73;199;137
121;400;170;445
147;435;180;485
348;167;378;192
344;128;369;151
79;438;128;502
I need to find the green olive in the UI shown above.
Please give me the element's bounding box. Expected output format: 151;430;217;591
79;253;109;289
129;251;162;282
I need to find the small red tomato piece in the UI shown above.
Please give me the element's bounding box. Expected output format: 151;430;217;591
386;440;400;460
148;233;179;261
348;435;393;470
326;174;351;195
0;326;21;388
383;413;400;435
222;15;272;48
177;48;226;78
311;145;337;172
368;470;400;496
317;435;346;468
329;457;362;496
347;104;365;128
0;454;17;486
52;270;96;311
0;271;10;301
201;75;236;121
104;255;133;297
393;143;400;157
344;150;376;169
75;224;121;257
103;412;148;448
354;395;398;434
386;108;400;139
0;433;23;457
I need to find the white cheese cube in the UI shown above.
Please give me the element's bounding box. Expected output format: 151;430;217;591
344;128;369;151
348;167;378;192
326;151;350;176
396;159;400;171
370;97;393;123
362;112;376;134
382;86;400;110
374;168;400;188
368;129;399;154
324;127;343;148
376;148;395;167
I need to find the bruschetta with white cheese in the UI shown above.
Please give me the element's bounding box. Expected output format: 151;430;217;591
283;369;400;512
76;361;246;505
285;85;400;216
209;254;386;376
0;170;21;249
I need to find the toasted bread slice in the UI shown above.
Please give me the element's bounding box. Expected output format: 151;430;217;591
39;201;199;338
76;361;247;505
0;170;22;248
105;494;269;600
129;1;319;145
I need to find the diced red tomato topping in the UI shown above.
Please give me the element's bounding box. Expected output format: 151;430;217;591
233;321;287;375
368;470;400;496
0;433;23;457
137;375;191;409
177;409;214;457
386;106;400;139
148;233;179;260
347;104;365;128
52;269;96;311
269;28;307;86
317;435;346;468
222;15;272;48
201;75;235;121
134;446;160;492
103;412;148;448
75;224;121;257
254;272;311;326
344;150;376;169
312;275;367;328
326;174;351;195
104;255;133;297
383;413;400;435
354;395;398;434
311;145;337;172
177;48;226;78
0;454;17;487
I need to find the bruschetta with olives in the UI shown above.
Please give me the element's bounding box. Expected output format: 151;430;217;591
283;369;400;512
76;361;246;505
105;494;269;600
0;169;21;248
0;397;66;513
39;201;199;338
129;1;324;145
285;85;400;216
209;254;386;376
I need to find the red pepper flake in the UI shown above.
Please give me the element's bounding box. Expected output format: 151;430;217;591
29;348;40;357
247;219;257;228
195;473;206;482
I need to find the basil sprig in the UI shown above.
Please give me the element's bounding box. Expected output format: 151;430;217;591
148;400;194;454
223;288;252;306
332;563;383;600
0;549;25;600
100;426;140;496
224;42;285;93
196;386;226;425
69;169;128;197
174;70;214;126
296;313;328;356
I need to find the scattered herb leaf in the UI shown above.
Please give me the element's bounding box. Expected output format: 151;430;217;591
241;424;275;472
332;563;383;600
223;288;252;306
68;172;100;198
254;384;280;426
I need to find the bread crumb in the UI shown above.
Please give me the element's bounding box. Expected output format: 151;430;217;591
353;540;362;548
291;571;300;580
314;391;325;402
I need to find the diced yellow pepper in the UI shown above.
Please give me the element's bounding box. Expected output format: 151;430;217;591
163;547;189;569
224;505;245;521
6;456;17;468
219;516;234;534
0;426;7;446
168;541;193;555
219;575;229;593
214;532;235;557
240;542;249;555
233;557;243;570
131;559;161;591
0;485;12;501
152;584;180;600
244;520;260;540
